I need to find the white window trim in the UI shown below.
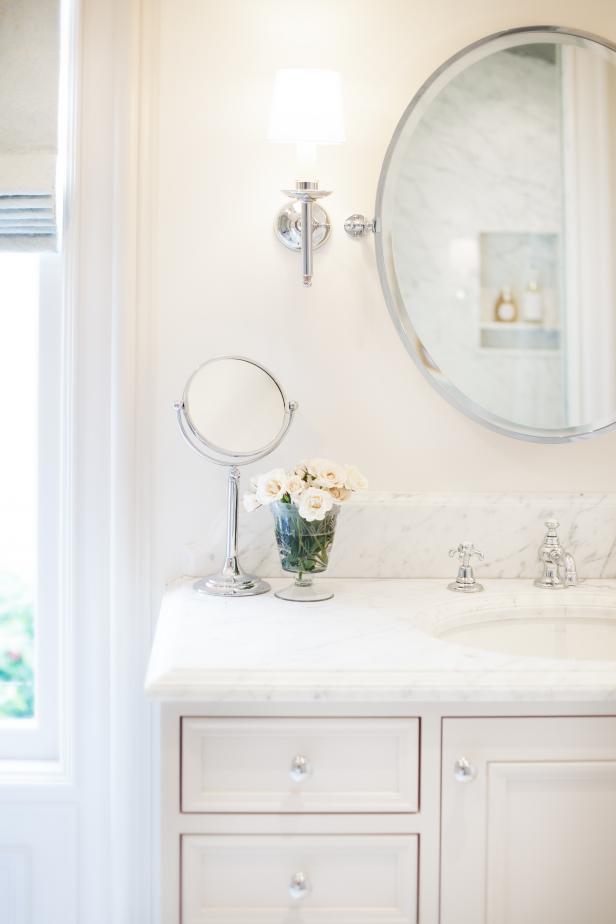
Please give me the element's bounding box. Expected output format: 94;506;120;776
0;0;157;918
0;0;77;779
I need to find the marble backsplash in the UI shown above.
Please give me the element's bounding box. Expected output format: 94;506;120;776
183;492;616;581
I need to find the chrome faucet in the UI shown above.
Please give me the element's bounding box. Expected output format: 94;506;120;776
535;519;577;589
448;542;485;593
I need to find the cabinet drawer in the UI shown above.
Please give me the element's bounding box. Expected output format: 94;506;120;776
181;717;419;813
182;834;418;924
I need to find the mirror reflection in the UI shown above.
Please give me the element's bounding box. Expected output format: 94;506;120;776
185;356;287;455
379;31;616;440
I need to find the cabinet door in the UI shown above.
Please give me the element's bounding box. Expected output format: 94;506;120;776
441;717;616;924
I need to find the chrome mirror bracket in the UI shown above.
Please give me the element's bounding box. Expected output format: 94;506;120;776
344;213;378;237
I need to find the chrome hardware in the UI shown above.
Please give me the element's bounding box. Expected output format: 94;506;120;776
275;180;332;287
454;757;476;782
344;213;377;237
448;542;485;593
535;520;578;589
564;553;578;587
289;871;310;900
175;356;298;597
289;754;311;782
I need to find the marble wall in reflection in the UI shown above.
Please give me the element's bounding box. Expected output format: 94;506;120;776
392;46;564;429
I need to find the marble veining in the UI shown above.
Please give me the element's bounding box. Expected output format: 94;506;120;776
184;491;616;580
389;47;565;429
145;577;616;704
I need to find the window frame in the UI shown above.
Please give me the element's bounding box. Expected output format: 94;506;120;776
0;0;74;778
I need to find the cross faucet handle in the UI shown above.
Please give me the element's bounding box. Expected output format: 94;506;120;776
449;542;485;567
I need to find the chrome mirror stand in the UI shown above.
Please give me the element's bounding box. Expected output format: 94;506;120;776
193;466;270;597
175;356;298;598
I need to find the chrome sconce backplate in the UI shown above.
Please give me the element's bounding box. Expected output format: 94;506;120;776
275;200;331;251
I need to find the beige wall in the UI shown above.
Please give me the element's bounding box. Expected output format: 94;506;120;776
152;0;616;580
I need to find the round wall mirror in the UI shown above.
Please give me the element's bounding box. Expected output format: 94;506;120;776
376;27;616;442
176;356;297;597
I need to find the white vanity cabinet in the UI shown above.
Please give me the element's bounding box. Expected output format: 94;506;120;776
148;579;616;924
441;717;616;924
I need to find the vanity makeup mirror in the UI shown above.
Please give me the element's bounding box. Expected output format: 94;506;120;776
376;27;616;442
175;356;298;596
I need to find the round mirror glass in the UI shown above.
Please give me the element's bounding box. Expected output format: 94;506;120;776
184;356;288;456
377;28;616;441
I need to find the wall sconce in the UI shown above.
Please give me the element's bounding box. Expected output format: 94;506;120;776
268;68;345;287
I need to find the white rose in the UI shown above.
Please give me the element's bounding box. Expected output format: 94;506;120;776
344;464;368;492
255;468;288;505
329;485;351;503
293;461;310;480
297;487;335;522
306;457;325;477
285;474;305;497
243;492;261;512
313;458;347;488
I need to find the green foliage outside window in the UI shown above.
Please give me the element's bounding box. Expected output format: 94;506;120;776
0;575;34;719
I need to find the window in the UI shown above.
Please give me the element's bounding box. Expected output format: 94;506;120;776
0;0;63;762
0;254;39;719
0;251;63;761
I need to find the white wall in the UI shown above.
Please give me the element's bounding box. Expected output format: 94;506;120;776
150;0;616;584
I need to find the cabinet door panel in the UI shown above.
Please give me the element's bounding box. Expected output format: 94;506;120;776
441;717;616;924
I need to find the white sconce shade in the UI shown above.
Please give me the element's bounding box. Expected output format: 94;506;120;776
268;68;345;145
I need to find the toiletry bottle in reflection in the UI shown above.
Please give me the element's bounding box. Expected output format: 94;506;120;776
494;284;518;323
522;276;543;324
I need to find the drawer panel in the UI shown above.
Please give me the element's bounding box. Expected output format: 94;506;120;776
182;834;418;924
181;717;419;813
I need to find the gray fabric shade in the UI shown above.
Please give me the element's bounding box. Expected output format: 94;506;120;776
0;0;60;251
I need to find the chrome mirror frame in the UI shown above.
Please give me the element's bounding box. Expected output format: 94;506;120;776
374;25;616;443
175;356;298;597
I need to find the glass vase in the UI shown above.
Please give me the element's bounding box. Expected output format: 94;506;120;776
270;500;339;602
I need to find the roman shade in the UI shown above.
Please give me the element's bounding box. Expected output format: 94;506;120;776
0;0;60;250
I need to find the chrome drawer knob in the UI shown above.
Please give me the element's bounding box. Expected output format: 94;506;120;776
289;871;310;900
289;754;311;782
454;757;476;782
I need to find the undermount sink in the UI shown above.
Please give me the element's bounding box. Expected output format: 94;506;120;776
435;603;616;662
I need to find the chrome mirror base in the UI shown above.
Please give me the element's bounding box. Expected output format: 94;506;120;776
194;562;270;598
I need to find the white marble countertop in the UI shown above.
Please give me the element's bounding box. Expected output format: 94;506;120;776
145;578;616;703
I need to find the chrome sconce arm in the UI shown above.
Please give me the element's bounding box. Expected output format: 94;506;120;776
275;180;332;287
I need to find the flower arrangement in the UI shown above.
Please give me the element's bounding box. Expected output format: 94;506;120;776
243;459;368;602
243;458;368;520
